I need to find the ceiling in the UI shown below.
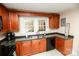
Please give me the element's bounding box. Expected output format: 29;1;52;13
3;3;79;13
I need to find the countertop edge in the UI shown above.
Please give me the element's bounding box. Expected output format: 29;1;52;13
15;32;74;40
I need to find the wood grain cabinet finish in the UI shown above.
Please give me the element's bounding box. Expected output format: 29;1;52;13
55;37;73;55
9;12;19;32
32;38;46;54
32;40;40;54
55;38;64;54
64;39;73;55
0;5;8;32
39;38;46;52
16;38;47;56
20;41;32;56
2;8;8;32
49;15;59;29
16;41;32;56
0;7;2;16
16;41;21;56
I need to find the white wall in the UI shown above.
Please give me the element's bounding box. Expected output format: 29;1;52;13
60;8;79;55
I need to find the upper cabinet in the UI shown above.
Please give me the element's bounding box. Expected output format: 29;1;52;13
9;12;19;32
49;14;60;29
0;5;8;32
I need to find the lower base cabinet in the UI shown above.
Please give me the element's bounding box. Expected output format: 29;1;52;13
16;38;46;56
16;42;21;56
55;37;73;55
39;38;46;52
16;37;73;56
16;41;31;56
20;41;32;56
64;39;73;55
32;40;40;54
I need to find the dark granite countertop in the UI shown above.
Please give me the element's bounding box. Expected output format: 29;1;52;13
0;32;74;43
15;32;74;41
15;32;73;39
0;40;15;46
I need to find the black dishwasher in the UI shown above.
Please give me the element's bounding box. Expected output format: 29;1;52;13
46;37;55;51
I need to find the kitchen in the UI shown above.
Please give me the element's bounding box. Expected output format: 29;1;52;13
0;3;79;56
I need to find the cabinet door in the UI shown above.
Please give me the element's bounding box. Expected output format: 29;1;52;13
20;41;32;56
64;39;73;55
0;7;2;16
32;39;40;54
55;38;64;53
9;12;19;32
0;5;8;32
49;16;54;28
54;15;59;28
16;41;21;56
2;8;8;32
49;15;59;29
39;38;46;52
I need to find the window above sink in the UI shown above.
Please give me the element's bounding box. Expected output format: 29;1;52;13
19;16;49;35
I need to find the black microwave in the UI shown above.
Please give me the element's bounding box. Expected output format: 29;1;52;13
0;16;3;31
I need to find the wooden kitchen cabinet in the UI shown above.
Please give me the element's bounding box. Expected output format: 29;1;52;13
16;41;21;56
20;41;32;56
32;38;46;54
49;15;59;29
55;37;64;54
0;5;8;32
64;39;73;55
16;41;32;56
55;37;73;55
2;8;9;32
16;38;47;56
16;40;40;56
0;7;2;16
39;38;46;52
9;12;19;32
32;39;40;54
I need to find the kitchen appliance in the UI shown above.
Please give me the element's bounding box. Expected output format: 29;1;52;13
0;45;15;56
46;37;55;51
0;32;15;56
5;32;15;41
